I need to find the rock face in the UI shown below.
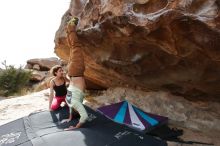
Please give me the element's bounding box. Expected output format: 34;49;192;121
55;0;220;99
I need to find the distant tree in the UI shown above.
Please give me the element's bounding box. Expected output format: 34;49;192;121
0;61;32;96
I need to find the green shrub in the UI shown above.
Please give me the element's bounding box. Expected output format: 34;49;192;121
0;62;32;96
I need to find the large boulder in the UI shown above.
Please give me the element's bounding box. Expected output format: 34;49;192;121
26;57;61;71
30;70;48;81
55;0;220;99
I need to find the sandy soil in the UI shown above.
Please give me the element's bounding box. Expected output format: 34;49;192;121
0;89;49;126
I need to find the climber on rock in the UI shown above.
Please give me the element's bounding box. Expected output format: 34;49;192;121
61;17;88;130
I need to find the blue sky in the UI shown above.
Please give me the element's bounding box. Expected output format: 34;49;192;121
0;0;70;68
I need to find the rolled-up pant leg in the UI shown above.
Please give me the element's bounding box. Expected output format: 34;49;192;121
72;100;88;124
